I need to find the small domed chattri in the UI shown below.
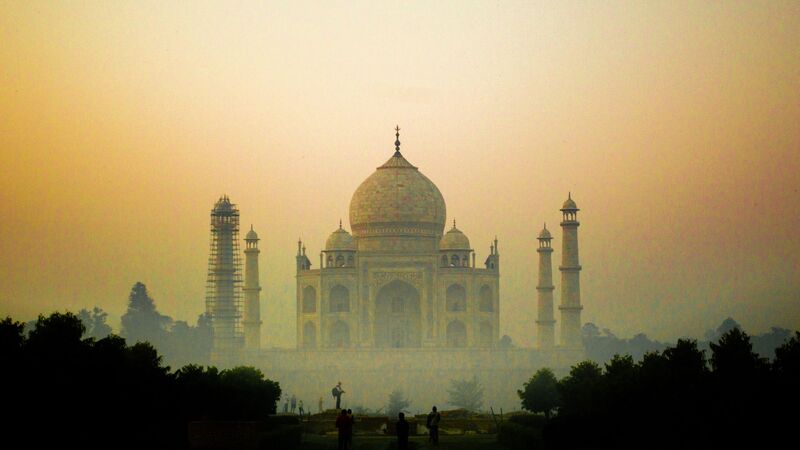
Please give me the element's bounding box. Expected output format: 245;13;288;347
538;223;552;239
325;224;355;251
561;192;578;211
440;221;471;250
213;195;235;213
245;225;259;240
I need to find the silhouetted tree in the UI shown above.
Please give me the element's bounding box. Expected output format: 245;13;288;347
710;327;766;376
663;338;708;383
582;322;601;339
0;316;25;355
386;389;411;418
219;366;282;419
1;311;282;450
557;361;602;416
582;323;665;363
78;306;113;339
774;331;800;376
601;354;637;410
498;334;514;348
752;326;792;359
447;375;484;411
161;313;213;367
518;368;560;418
704;317;742;342
121;282;172;348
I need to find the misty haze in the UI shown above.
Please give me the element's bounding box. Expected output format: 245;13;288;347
1;2;799;450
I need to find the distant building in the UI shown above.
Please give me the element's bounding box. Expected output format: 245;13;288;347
294;127;500;350
206;128;585;410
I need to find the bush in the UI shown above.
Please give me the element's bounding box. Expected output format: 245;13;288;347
257;424;303;450
508;413;547;428
498;422;543;450
261;415;301;427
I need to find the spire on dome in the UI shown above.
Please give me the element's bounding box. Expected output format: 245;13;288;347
394;125;401;156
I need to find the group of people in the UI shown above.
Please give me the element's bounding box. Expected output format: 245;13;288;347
335;408;356;450
328;382;442;449
395;406;443;449
281;394;305;415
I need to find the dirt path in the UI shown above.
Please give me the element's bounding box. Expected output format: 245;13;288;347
299;434;509;450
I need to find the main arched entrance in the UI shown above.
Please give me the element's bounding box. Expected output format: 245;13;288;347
375;280;422;348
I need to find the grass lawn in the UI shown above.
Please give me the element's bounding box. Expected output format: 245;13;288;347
298;434;509;450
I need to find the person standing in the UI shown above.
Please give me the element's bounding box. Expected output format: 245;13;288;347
291;394;297;414
298;400;305;416
335;409;351;450
283;398;289;414
346;408;354;449
319;396;324;413
427;406;440;445
396;412;410;450
332;381;345;410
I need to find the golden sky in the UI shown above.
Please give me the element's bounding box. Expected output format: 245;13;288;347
1;1;799;346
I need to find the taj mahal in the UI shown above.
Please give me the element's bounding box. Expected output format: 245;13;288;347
205;128;586;410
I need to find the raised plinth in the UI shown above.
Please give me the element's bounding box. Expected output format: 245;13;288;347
235;347;585;412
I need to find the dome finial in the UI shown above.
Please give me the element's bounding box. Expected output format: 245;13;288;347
394;125;401;156
453;219;456;229
339;219;342;229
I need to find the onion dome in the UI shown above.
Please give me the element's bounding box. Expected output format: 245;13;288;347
213;195;235;214
325;222;356;251
245;225;259;240
561;192;578;211
349;127;446;239
538;224;552;239
440;221;471;250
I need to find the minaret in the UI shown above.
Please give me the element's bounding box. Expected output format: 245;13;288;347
484;236;500;270
205;195;244;362
536;224;556;349
296;238;311;271
243;225;262;351
559;193;583;348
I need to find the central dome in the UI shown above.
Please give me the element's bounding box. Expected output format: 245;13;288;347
349;152;446;239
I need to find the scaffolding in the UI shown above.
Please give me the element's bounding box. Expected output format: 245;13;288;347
205;195;244;359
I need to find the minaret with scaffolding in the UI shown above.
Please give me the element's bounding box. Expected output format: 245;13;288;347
206;195;244;362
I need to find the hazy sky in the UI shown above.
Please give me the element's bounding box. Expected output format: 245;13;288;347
1;1;798;347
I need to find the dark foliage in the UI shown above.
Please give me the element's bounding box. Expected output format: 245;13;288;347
517;328;800;449
447;375;484;411
518;368;559;418
584;318;795;364
77;306;113;339
119;282;212;367
1;312;280;450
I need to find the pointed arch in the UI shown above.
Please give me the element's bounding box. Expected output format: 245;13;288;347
446;284;466;312
302;286;316;313
330;285;350;312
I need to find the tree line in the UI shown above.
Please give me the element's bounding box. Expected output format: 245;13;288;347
28;282;215;368
581;317;795;363
517;327;800;448
0;311;281;450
